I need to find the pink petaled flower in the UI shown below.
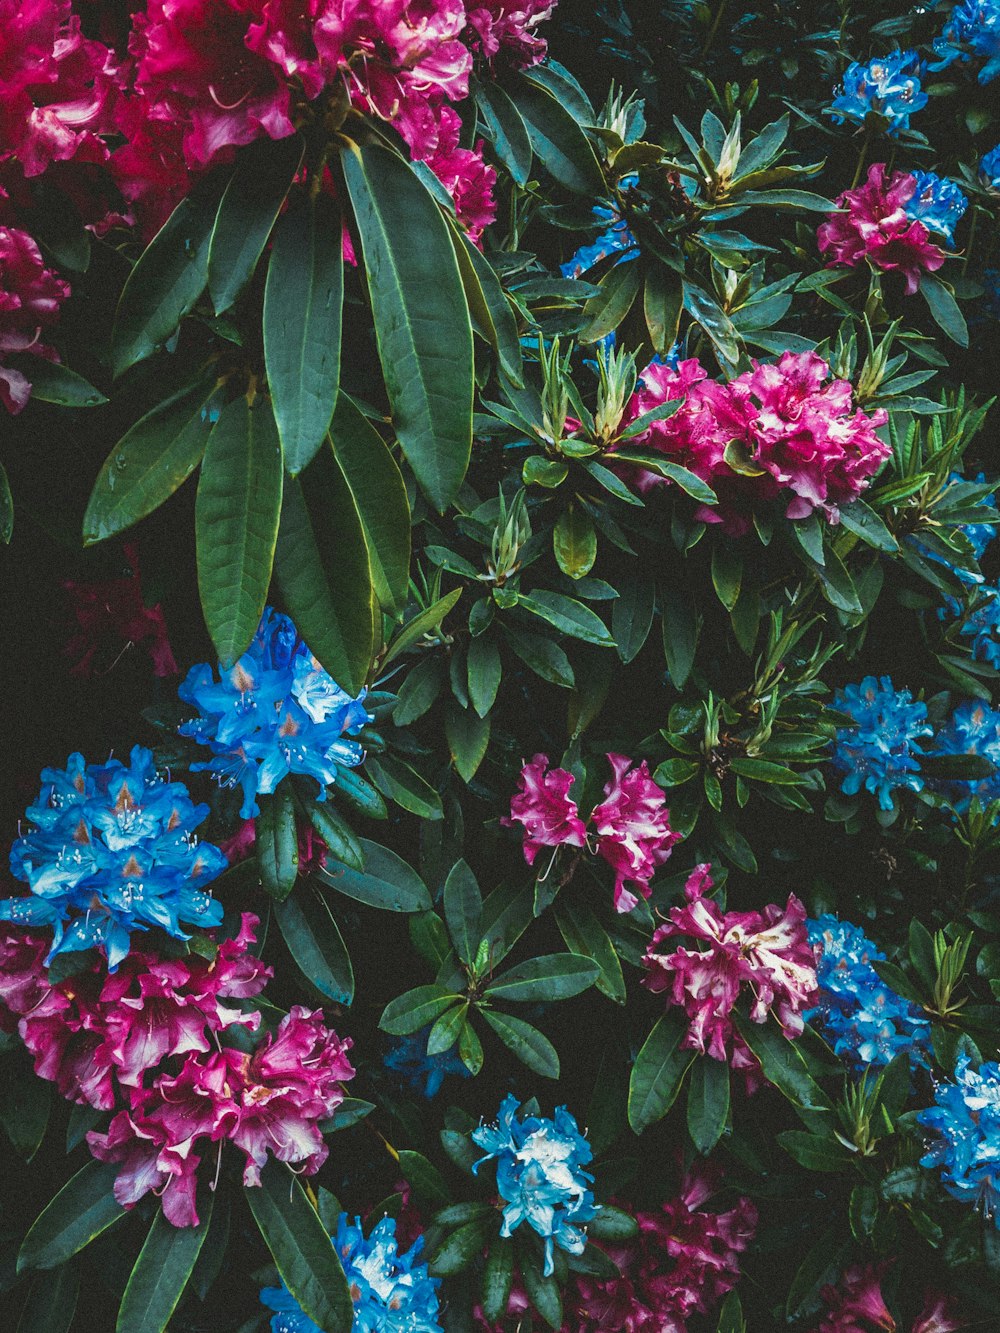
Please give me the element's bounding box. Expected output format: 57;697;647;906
463;0;554;67
228;1004;355;1185
642;864;817;1067
420;106;496;242
912;1294;966;1333
729;351;890;522
591;754;682;913
502;753;588;867
0;925;49;1029
63;541;179;679
816;1265;896;1332
817;164;947;296
19;975;117;1109
0;226;70;414
109;102;191;240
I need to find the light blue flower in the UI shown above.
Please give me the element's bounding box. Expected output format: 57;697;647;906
260;1214;443;1333
904;171;968;244
919;1053;1000;1219
830;676;932;810
931;0;1000;84
981;143;1000;189
384;1030;472;1099
941;584;1000;668
2;746;225;969
932;698;1000;808
179;608;372;818
806;916;930;1069
830;51;927;134
472;1094;599;1276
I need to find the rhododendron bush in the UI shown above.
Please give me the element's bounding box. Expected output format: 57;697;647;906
6;0;1000;1329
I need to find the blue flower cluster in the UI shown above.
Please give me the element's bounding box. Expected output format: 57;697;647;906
942;585;1000;668
261;1214;442;1333
830;51;926;134
981;144;1000;189
830;676;932;810
931;0;1000;84
806;916;930;1069
179;608;372;819
933;698;1000;808
904;171;968;245
1;746;225;969
384;1030;472;1099
561;176;639;280
919;1053;1000;1221
472;1094;599;1276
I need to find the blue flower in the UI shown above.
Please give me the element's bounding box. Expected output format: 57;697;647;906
931;698;1000;809
179;608;372;818
2;746;225;969
384;1030;472;1099
472;1094;599;1276
981;144;1000;189
562;175;639;280
941;584;1000;668
911;471;997;584
805;916;930;1069
919;1053;1000;1220
260;1214;443;1333
830;676;932;810
830;51;927;134
903;171;968;244
931;0;1000;84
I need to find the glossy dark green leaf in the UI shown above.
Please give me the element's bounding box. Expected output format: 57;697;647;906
554;899;625;1004
587;1206;638;1242
607;450;716;503
0;1052;50;1160
366;754;444;821
319;838;432;913
196;394;283;665
734;1015;832;1112
328;767;388;820
686;1056;730;1154
785;1227;847;1321
18;360;107;407
683;281;741;370
116;1196;213;1333
473;78;532;186
580;260;641;343
466;634;502;717
482;1009;560;1077
18;1161;125;1272
554;502;597;580
427;1002;468;1055
275;885;354;1005
660;582;699;688
264;193;344;475
444;859;483;967
612;576;654;663
716;1290;745;1333
209;134;304;314
341;139;473;510
920;273;969;347
519;1242;563;1330
379;985;462;1035
304;798;364;871
15;1265;79;1333
509;78;605;195
382;588;463;667
83;377;224;545
644;265;683;356
398;1150;451;1209
428;1219;492;1277
445;701;491;782
776;1130;853;1172
485;953;599;1003
837;499;898;552
481;1240;515;1324
518;590;615;646
521;59;596;123
448;222;524;386
504;625;575;688
245;1163;353;1333
628;1012;693;1133
257;785;299;902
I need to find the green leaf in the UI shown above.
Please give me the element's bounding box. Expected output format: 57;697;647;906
341;139;473;510
870;960;926;1007
481;1008;560;1078
611;451;716;504
381;588;463;667
776;1130;853;1172
920;273;969;348
579;260;642;343
273;446;375;697
264;192;345;475
366;754;443;821
785;1227;847;1321
837;499;898;553
196;394;283;664
428;1219;491;1277
397;1150;451;1209
644;265;683;357
257;785;299;902
716;1291;745;1333
628;1012;693;1133
510;78;605;195
275;885;354;1005
519;1240;563;1329
444;859;483;967
18;1161;125;1272
18;360;107;407
112;179;223;377
329;393;410;617
711;543;742;612
322;1097;375;1132
303;798;364;871
319;838;432;912
523;456;569;487
521;59;595;123
0;1053;50;1160
427;1002;468;1055
116;1196;213;1333
482;1241;515;1324
467;635;502;717
504;625;575;688
448;222;524;386
728;758;802;784
15;1265;80;1333
245;1162;353;1333
686;1057;730;1154
83;377;224;544
380;984;461;1035
554;503;597;579
660;582;698;688
518;589;614;646
445;701;491;782
554;898;626;1003
485;952;600;1003
733;1016;832;1112
848;1184;879;1241
683;281;741;369
473;77;532;186
587;1206;638;1241
612;576;654;664
328;768;388;821
209;134;304;314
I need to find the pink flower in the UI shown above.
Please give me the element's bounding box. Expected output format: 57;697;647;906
463;0;554;67
817;164;947;296
643;864;817;1067
912;1294;966;1333
0;925;49;1028
729;351;890;522
590;754;682;912
816;1265;896;1332
20;976;118;1109
503;753;588;867
63;542;179;679
0;226;70;414
420;106;496;242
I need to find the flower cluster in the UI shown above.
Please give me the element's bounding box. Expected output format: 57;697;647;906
918;1052;1000;1220
941;583;1000;670
2;745;226;968
830;676;932;811
615;350;890;529
830;51;926;135
472;1095;599;1276
261;1212;443;1333
179;607;372;820
504;753;681;912
806;916;930;1070
932;698;1000;809
814;1265;963;1333
982;143;1000;189
931;0;1000;85
62;541;178;679
904;171;968;246
817;164;949;295
642;864;817;1074
563;1169;758;1333
0;225;71;414
384;1028;472;1098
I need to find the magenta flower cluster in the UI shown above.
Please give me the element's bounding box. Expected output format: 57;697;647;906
642;864;818;1075
0;913;354;1226
615;350;890;532
813;1264;963;1333
504;753;681;913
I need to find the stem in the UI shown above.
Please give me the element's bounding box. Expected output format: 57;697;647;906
850;131;871;190
700;0;731;60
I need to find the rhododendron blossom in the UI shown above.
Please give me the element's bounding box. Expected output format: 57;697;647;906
504;753;680;911
464;0;554;65
817;164;948;295
420;106;496;242
813;1264;964;1333
0;225;70;413
63;541;178;679
643;864;817;1067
